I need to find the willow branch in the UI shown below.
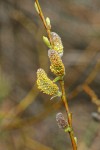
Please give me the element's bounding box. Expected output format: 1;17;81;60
35;1;77;149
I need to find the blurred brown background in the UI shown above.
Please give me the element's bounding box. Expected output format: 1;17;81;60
0;0;100;150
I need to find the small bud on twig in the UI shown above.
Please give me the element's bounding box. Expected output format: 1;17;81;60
43;36;51;48
56;112;67;129
34;2;40;14
74;137;77;145
46;17;51;29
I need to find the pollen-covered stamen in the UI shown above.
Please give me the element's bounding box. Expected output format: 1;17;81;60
48;49;65;77
37;68;59;96
56;112;68;129
51;32;63;57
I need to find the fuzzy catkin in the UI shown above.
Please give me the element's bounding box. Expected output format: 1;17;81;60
51;32;63;57
37;68;59;95
56;112;67;129
48;49;65;77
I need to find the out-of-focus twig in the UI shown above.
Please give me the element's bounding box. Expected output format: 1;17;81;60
23;135;53;150
0;85;39;129
1;101;62;131
82;84;100;112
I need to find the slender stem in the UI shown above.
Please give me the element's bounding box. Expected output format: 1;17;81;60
70;132;77;150
59;80;70;114
35;0;53;46
60;80;77;150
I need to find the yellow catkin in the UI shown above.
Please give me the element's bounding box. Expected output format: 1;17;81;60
48;49;65;76
51;32;63;57
37;68;59;95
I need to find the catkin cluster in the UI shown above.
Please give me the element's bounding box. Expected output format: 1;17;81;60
37;32;65;97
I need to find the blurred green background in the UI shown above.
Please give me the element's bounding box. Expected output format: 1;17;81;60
0;0;100;150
